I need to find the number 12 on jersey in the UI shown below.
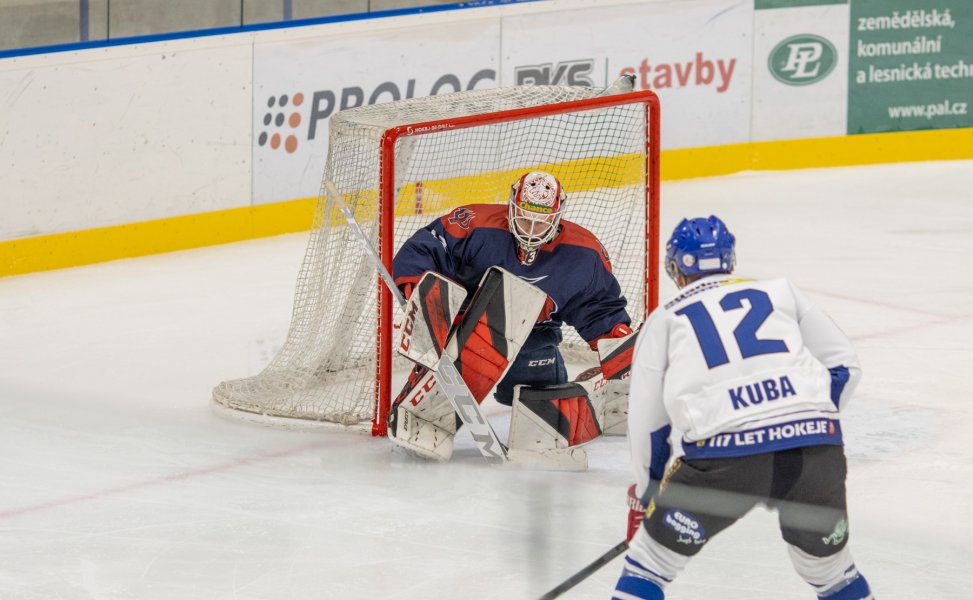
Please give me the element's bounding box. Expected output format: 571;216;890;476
674;289;788;369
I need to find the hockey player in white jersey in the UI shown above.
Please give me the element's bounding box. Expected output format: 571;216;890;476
614;216;874;600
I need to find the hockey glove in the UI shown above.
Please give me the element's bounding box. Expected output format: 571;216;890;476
589;323;633;352
626;483;647;543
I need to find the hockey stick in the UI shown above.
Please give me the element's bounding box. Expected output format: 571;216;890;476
538;540;628;600
326;180;508;463
329;181;407;307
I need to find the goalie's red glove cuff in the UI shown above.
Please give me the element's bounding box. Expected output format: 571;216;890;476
395;277;421;300
588;323;633;351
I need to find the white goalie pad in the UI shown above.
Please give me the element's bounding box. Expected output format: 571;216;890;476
396;272;467;370
506;382;600;471
388;366;457;461
509;383;602;448
592;328;638;435
389;267;549;463
441;267;548;403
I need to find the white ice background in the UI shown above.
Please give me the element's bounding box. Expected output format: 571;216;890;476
1;160;972;599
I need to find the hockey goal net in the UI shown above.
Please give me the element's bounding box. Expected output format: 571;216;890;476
213;84;660;436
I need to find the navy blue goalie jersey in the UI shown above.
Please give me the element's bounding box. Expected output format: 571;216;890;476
392;203;630;343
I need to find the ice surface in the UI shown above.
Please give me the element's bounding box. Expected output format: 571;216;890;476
1;160;971;599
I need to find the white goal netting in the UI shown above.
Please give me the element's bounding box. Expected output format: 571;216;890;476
213;84;656;433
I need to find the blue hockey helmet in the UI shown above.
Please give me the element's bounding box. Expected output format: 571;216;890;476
665;216;736;281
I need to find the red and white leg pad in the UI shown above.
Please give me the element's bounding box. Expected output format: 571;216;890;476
387;365;458;461
395;271;466;370
504;327;637;467
388;267;547;462
507;382;601;470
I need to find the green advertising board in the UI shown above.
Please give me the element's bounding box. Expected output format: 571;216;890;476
848;0;973;133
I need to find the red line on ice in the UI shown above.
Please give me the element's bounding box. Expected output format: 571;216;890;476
0;439;332;519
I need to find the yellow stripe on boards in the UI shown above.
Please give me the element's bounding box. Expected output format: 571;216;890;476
662;127;973;180
2;128;971;278
0;198;316;277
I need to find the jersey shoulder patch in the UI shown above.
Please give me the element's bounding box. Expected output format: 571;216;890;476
548;221;612;272
440;203;508;238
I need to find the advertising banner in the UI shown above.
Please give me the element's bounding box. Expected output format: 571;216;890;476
501;0;753;150
252;20;501;204
752;1;850;141
848;0;973;133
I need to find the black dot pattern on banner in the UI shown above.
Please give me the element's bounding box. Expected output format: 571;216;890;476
267;97;275;108
280;95;289;106
258;132;268;146
263;113;272;126
275;113;284;127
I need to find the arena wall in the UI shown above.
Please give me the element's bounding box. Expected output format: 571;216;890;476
2;0;970;276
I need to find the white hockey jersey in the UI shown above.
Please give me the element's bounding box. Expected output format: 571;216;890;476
629;274;861;498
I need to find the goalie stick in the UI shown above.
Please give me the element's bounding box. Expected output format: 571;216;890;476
537;540;628;600
327;180;508;463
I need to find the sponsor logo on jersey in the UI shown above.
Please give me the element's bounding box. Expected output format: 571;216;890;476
822;518;848;546
663;509;706;545
527;358;556;367
698;419;839;451
447;207;475;229
768;34;837;86
518;275;548;284
729;375;796;410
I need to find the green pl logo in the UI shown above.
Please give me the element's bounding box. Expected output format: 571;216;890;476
769;34;837;86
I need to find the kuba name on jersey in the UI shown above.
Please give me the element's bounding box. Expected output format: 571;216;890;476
729;375;796;411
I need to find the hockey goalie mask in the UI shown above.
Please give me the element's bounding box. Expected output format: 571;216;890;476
508;171;566;252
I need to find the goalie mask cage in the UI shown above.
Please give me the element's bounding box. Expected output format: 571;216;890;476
213;85;660;436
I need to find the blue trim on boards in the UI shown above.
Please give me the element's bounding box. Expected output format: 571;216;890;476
0;0;542;60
